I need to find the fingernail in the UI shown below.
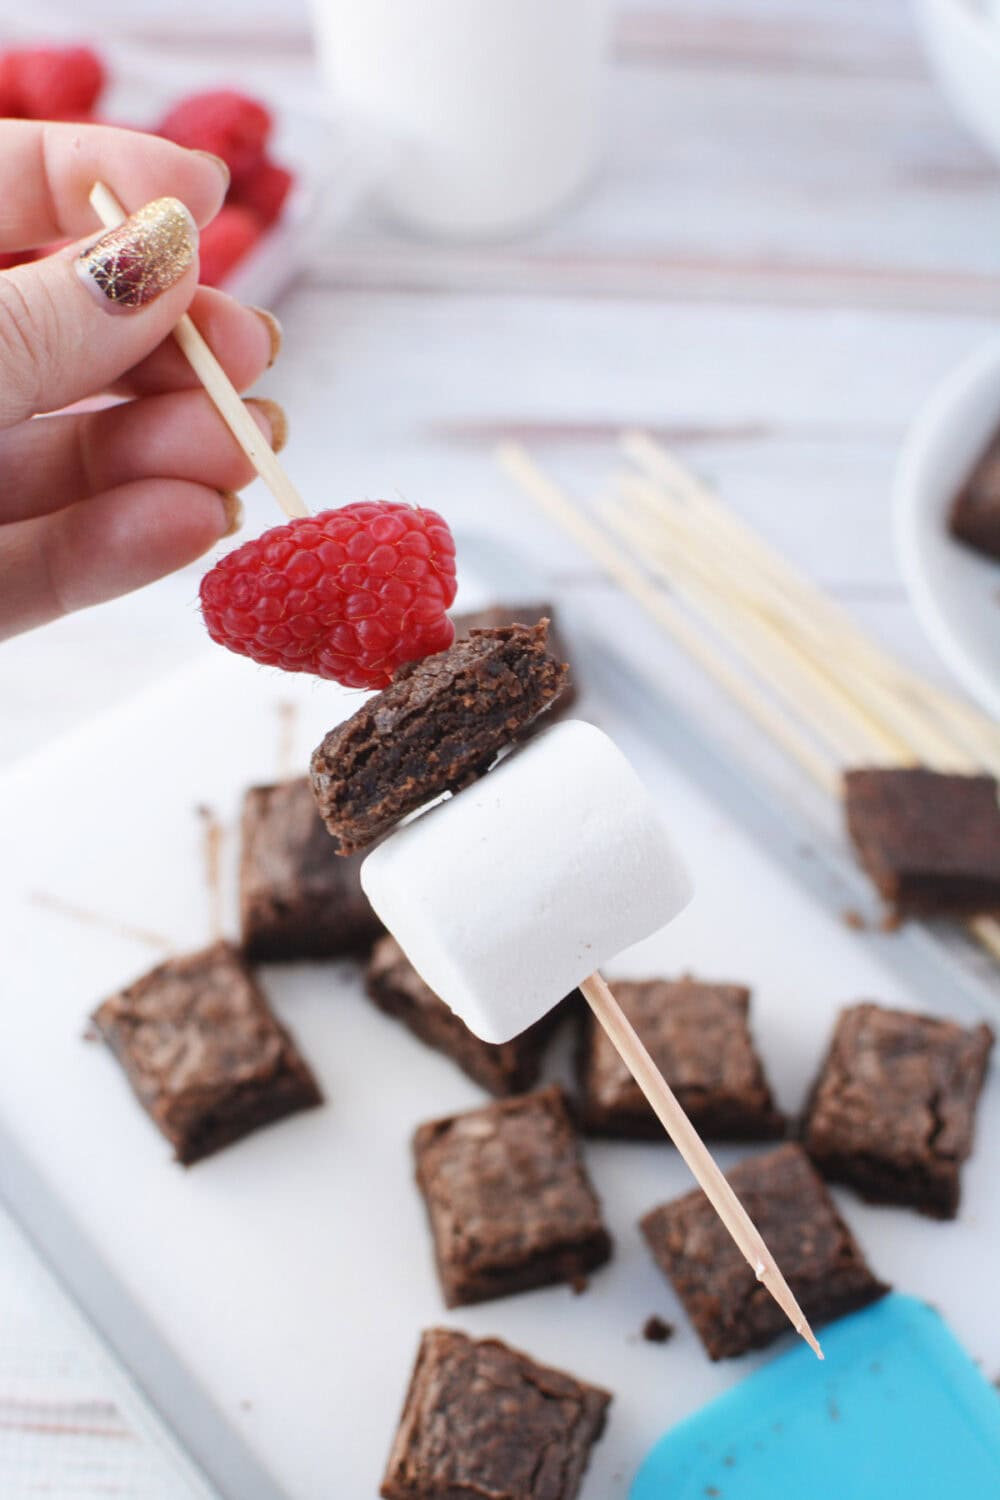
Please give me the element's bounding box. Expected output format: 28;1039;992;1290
194;149;230;191
218;490;245;538
76;197;196;312
250;306;282;367
247;397;288;454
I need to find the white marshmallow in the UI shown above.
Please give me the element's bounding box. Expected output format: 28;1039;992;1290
360;719;692;1043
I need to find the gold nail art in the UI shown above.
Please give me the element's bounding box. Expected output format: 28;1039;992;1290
76;198;196;312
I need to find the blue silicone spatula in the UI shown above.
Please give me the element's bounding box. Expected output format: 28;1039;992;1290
631;1294;1000;1500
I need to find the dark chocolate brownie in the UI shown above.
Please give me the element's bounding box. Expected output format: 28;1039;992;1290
367;936;566;1096
640;1142;888;1360
844;767;1000;916
413;1085;612;1307
453;602;577;714
950;425;1000;561
577;976;784;1141
92;941;321;1164
239;776;383;961
380;1327;610;1500
802;1002;993;1219
310;622;567;854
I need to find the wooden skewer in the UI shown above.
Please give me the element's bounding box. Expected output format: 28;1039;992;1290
89;182;309;520
497;443;839;795
603;490;912;765
614;473;980;772
580;973;823;1359
621;430;1000;771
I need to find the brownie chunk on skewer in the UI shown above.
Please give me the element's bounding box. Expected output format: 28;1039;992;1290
802;1002;993;1219
311;621;567;854
367;936;567;1096
950;425;1000;562
844;767;1000;917
413;1085;611;1307
240;776;383;961
577;975;784;1141
453;601;578;715
381;1327;610;1500
92;941;321;1164
640;1143;887;1361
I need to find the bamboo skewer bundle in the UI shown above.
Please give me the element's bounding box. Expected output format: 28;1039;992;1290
497;436;1000;965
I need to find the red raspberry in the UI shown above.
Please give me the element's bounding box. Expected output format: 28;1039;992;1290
0;54;20;115
197;204;261;286
1;46;104;119
199;501;458;689
230;156;294;228
158;89;271;184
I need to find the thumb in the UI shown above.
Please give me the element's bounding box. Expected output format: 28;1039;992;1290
0;197;199;428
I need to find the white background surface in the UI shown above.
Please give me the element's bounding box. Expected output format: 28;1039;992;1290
1;0;999;1494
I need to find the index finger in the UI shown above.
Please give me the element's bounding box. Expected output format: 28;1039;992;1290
0;119;229;251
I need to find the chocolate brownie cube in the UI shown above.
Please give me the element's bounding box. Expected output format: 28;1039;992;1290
310;622;567;854
640;1142;887;1360
92;941;321;1164
239;776;383;961
413;1085;611;1307
367;935;566;1096
802;1002;993;1218
380;1327;610;1500
844;767;1000;917
950;425;1000;561
577;975;783;1141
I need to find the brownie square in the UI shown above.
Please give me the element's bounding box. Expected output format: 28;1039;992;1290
92;940;322;1164
239;776;383;961
950;425;1000;561
844;767;1000;917
413;1085;612;1307
802;1002;993;1219
367;935;566;1096
577;975;784;1141
380;1327;610;1500
640;1142;888;1360
453;602;577;715
310;622;567;854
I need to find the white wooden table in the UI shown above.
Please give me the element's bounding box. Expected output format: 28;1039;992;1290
1;1;998;1492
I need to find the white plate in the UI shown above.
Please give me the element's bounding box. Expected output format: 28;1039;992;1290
893;332;1000;719
1;607;998;1499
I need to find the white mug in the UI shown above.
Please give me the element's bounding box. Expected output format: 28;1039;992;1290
310;0;611;238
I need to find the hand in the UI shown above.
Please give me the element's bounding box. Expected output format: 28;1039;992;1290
0;119;283;641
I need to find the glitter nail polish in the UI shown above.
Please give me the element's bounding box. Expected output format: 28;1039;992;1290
76;197;197;312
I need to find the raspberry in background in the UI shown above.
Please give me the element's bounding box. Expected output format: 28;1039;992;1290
0;45;104;118
197;204;261;287
158;89;271;184
200;501;458;689
230;157;293;228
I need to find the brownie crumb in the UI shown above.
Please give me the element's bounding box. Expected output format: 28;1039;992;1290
642;1315;674;1344
842;908;866;931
